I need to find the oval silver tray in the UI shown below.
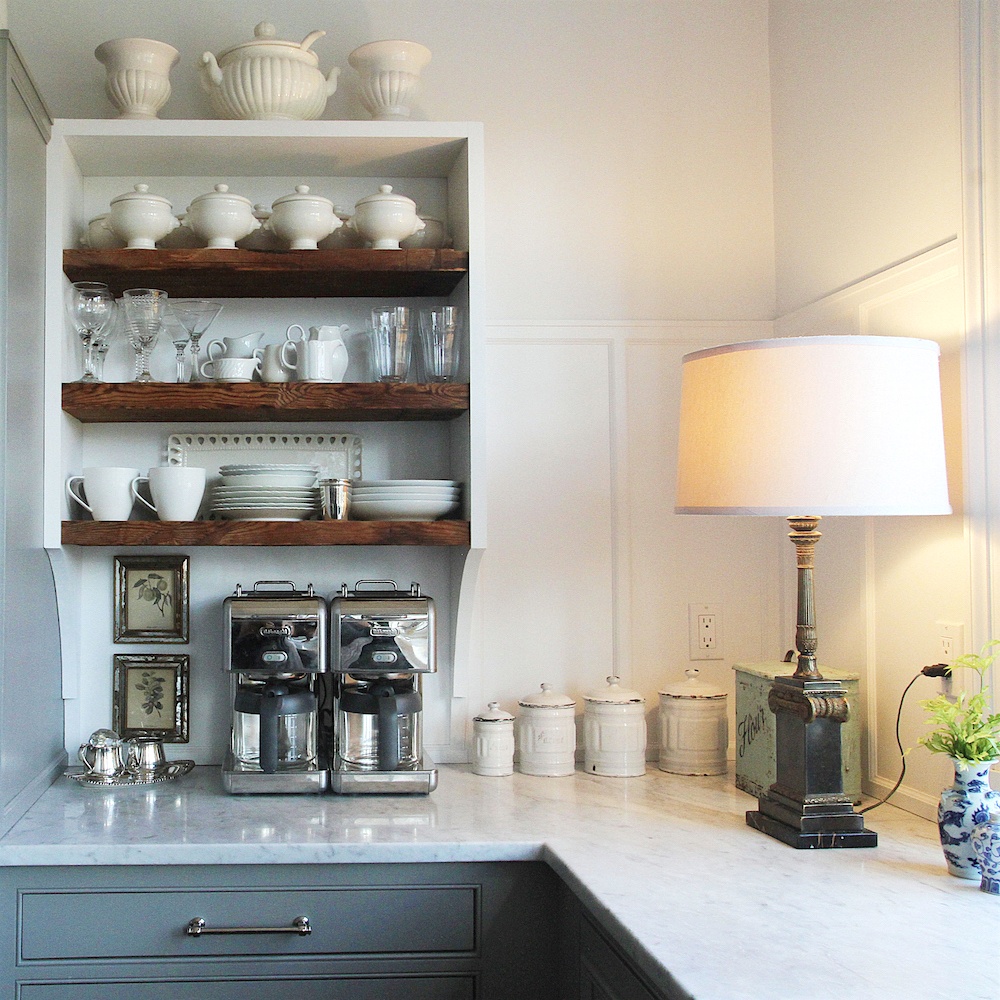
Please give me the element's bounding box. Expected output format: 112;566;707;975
66;760;195;787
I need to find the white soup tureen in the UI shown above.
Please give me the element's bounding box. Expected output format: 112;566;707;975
200;21;339;121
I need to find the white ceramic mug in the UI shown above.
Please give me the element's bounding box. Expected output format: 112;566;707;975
281;338;346;382
66;467;140;521
131;466;206;521
200;356;261;382
254;343;295;383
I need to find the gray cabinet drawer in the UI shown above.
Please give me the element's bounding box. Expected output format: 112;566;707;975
579;915;663;1000
20;885;476;961
19;976;475;999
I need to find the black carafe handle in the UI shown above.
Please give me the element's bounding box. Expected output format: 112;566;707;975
260;685;282;774
374;682;400;771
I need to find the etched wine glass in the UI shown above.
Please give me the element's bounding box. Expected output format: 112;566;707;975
121;288;169;383
170;300;224;382
67;281;114;382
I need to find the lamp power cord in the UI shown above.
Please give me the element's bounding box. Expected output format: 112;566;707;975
859;662;951;815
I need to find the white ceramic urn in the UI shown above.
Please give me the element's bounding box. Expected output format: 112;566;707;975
265;185;341;250
185;184;259;249
200;21;339;121
349;185;425;250
94;38;179;120
106;184;179;249
348;39;432;121
658;668;729;776
516;683;577;777
582;676;647;777
472;702;515;777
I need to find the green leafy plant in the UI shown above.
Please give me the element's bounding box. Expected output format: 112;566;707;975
919;641;1000;764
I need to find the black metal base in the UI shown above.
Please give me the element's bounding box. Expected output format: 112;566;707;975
746;808;878;849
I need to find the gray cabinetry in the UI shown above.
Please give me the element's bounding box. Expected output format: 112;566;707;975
0;862;561;998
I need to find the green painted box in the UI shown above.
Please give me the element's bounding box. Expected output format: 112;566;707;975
733;661;861;805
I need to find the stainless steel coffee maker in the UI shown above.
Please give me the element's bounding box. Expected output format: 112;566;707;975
325;580;437;794
222;580;328;794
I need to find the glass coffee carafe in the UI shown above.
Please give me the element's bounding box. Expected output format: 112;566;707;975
336;675;422;772
231;675;318;773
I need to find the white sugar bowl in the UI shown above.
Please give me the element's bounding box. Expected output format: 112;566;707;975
401;214;448;250
472;702;515;777
265;185;341;251
582;676;647;777
80;214;126;250
349;185;425;250
200;21;339;121
185;184;259;250
106;184;179;249
658;668;729;776
516;683;577;777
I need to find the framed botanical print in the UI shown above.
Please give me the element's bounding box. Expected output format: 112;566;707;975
112;653;190;743
114;554;189;643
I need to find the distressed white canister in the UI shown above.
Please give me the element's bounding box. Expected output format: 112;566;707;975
658;668;728;775
516;683;577;776
472;702;515;776
582;676;647;777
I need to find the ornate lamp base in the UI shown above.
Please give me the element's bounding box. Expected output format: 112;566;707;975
746;674;877;848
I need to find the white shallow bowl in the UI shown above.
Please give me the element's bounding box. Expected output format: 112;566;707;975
220;463;317;473
352;489;459;502
219;472;318;488
357;479;457;488
350;498;458;521
213;486;317;498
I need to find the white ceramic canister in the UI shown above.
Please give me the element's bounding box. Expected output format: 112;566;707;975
658;668;729;776
472;702;515;776
582;676;647;777
516;683;577;777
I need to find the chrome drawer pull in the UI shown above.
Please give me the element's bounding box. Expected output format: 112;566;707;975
186;916;312;936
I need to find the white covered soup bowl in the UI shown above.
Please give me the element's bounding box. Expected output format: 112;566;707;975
200;21;340;121
106;184;179;249
265;185;341;250
348;185;425;250
185;183;259;249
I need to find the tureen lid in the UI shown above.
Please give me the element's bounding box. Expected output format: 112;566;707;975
189;183;252;207
583;675;644;704
659;667;727;699
474;701;515;723
355;184;416;209
110;183;172;207
217;22;325;67
518;683;575;709
272;184;333;208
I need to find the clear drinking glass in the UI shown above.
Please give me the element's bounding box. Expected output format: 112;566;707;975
162;308;192;382
68;281;115;382
170;300;224;382
121;288;168;383
368;305;412;382
418;305;461;382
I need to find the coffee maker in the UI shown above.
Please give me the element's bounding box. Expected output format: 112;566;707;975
222;580;328;793
325;580;437;794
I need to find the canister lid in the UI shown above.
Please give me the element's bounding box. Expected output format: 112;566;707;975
583;675;644;704
474;701;515;723
110;183;172;207
518;683;575;708
659;667;727;699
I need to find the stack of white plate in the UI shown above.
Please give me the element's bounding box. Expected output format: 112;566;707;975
351;479;461;521
212;464;319;520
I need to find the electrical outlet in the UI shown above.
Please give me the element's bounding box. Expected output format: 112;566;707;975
936;621;964;664
689;603;723;660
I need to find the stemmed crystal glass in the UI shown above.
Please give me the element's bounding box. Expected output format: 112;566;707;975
68;281;115;382
121;288;169;383
170;300;224;382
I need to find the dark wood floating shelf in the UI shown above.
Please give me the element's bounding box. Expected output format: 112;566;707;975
62;519;471;547
62;381;470;423
63;247;470;298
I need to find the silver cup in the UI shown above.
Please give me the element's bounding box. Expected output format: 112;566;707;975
320;478;352;520
126;736;167;774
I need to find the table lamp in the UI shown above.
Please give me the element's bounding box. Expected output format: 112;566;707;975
675;335;951;848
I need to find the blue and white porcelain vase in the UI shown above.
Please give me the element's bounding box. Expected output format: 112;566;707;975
972;809;1000;895
938;757;998;879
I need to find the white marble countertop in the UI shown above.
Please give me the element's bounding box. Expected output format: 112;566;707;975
0;764;996;1000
